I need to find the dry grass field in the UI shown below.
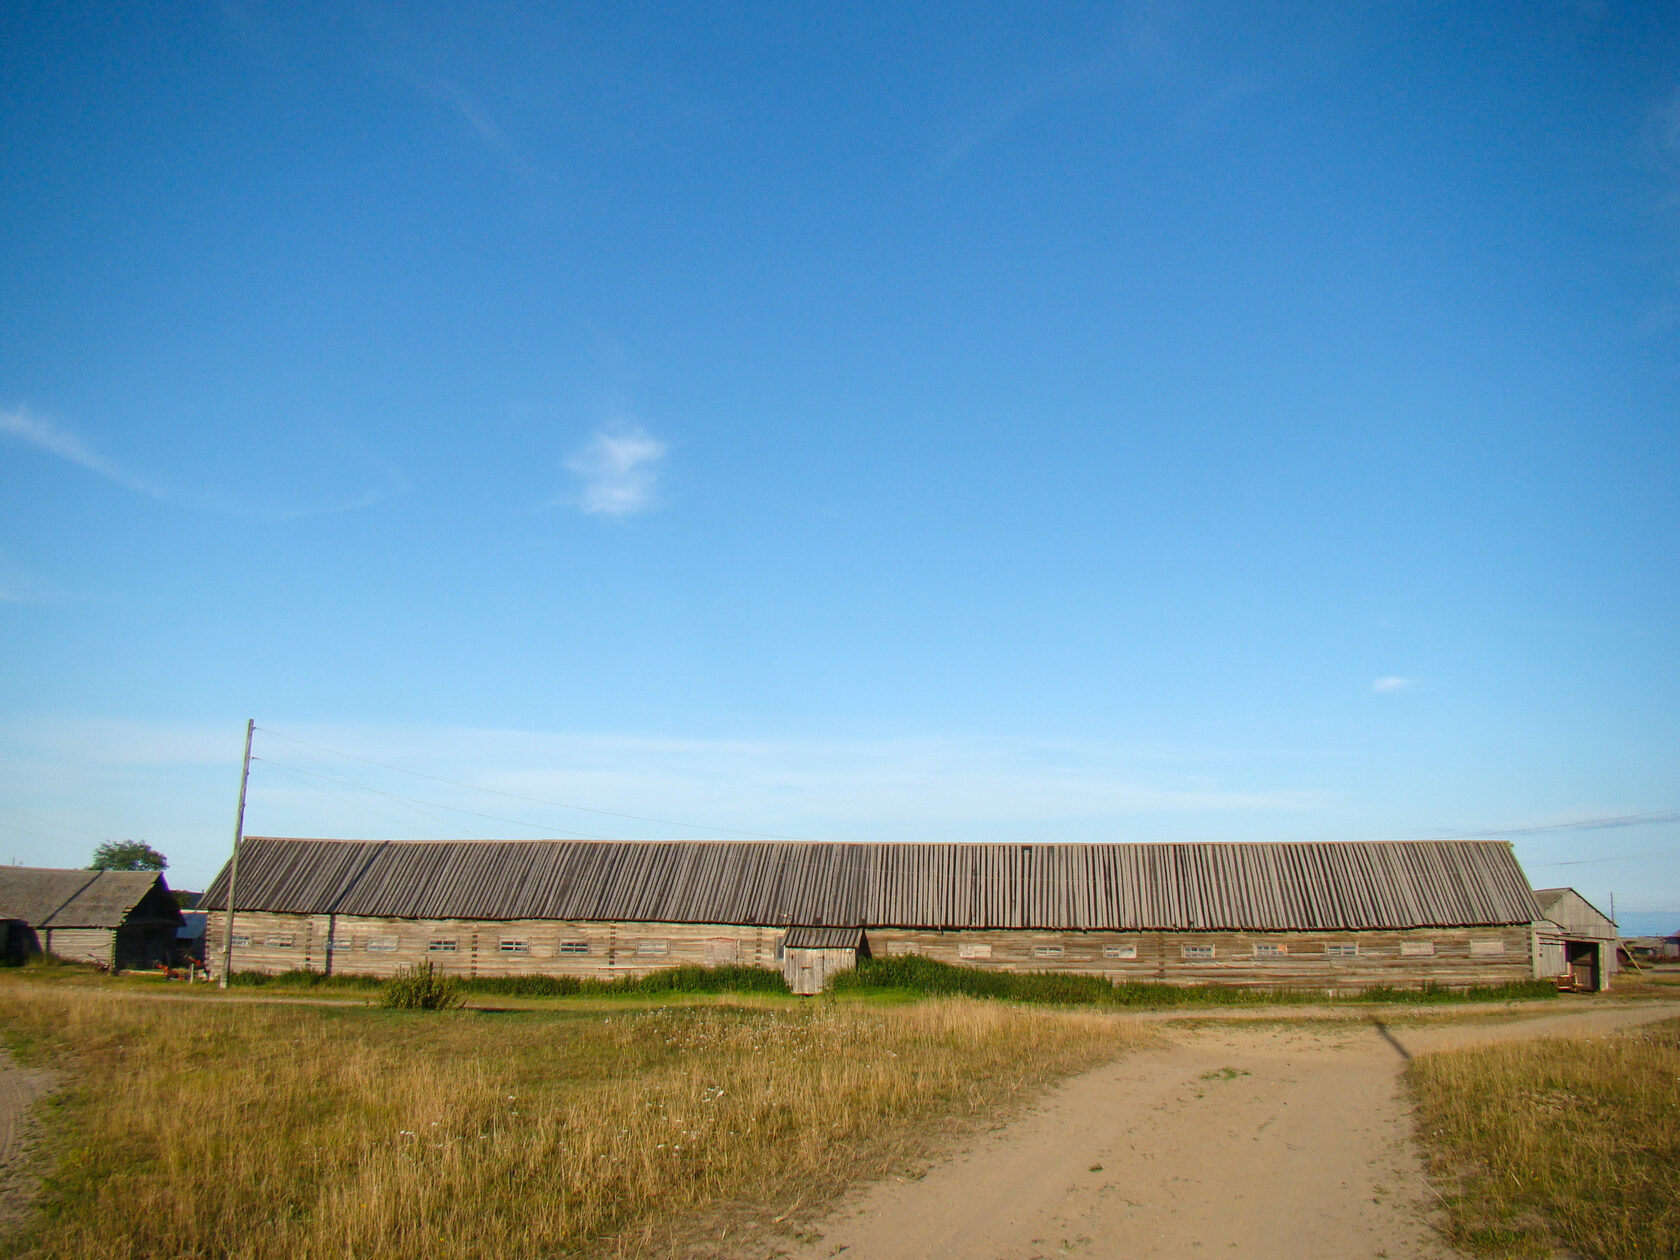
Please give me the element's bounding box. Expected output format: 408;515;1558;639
0;974;1144;1259
1409;1015;1680;1259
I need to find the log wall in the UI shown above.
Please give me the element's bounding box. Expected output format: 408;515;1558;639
206;911;781;979
207;912;1538;990
41;926;117;968
864;925;1536;990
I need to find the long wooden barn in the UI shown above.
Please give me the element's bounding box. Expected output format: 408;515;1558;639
200;837;1550;992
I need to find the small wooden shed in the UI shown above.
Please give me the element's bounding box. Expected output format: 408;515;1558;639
781;926;866;995
0;867;183;970
1534;887;1617;991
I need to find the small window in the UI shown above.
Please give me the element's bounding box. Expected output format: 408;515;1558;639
230;934;251;948
1253;942;1287;958
328;938;354;951
1470;939;1505;957
1181;944;1215;960
1032;944;1064;957
499;939;530;955
1325;943;1359;958
365;939;398;953
884;941;920;956
427;939;457;953
1103;944;1137;959
264;934;294;948
558;939;590;954
957;943;992;959
635;939;668;955
1400;941;1435;957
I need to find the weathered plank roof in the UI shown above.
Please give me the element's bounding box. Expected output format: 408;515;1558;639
0;867;179;928
199;838;1541;932
784;926;868;950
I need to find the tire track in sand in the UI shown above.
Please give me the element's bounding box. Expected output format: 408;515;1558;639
0;1047;56;1234
779;1002;1680;1260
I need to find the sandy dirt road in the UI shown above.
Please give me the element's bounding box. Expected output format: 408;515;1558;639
0;1047;55;1233
780;1002;1680;1260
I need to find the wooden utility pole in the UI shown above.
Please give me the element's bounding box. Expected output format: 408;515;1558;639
218;719;255;990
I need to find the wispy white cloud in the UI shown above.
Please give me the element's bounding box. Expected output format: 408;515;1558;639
562;423;666;517
1;405;167;498
1371;676;1413;694
251;449;411;522
2;403;407;520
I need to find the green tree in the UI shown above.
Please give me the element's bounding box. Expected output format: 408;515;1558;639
89;840;168;871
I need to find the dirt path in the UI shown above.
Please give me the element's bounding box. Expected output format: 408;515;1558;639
0;1046;56;1234
780;1002;1680;1260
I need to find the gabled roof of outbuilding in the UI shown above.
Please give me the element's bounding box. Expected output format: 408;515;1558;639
199;837;1542;933
1533;887;1617;935
0;867;180;929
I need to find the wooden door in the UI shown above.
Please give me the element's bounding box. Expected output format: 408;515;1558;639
784;948;823;995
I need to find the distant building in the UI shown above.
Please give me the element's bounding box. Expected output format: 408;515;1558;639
0;866;185;970
176;910;208;964
1623;934;1680;964
1533;887;1617;991
201;837;1549;994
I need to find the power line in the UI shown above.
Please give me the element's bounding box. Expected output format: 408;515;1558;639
0;819;86;847
255;725;827;842
1427;808;1680;841
251;756;627;841
255;761;468;841
260;755;503;841
1;808;113;843
1527;849;1680;867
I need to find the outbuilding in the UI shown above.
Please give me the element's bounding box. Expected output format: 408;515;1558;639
1533;887;1618;991
200;836;1550;993
0;866;184;970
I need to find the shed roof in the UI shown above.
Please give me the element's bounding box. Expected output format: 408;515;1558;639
200;838;1541;932
0;867;179;928
784;925;868;950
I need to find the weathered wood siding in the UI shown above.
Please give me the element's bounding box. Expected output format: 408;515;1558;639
1533;888;1618;990
207;911;1534;990
863;925;1535;990
42;926;117;968
783;946;858;994
206;911;783;979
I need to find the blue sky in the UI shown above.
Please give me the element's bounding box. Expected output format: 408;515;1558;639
3;3;1677;927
